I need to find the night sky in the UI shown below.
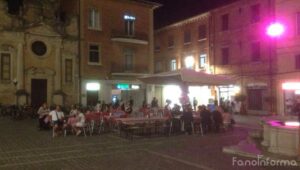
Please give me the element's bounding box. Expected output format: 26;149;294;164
149;0;238;28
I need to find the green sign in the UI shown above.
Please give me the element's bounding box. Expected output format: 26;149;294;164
117;84;129;90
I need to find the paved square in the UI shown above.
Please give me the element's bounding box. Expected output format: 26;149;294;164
0;117;297;170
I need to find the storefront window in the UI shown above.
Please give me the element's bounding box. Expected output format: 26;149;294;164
282;82;300;115
284;90;300;115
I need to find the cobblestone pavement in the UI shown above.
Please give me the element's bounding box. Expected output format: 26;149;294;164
0;117;298;170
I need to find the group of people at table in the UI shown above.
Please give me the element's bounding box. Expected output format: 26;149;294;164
37;98;233;137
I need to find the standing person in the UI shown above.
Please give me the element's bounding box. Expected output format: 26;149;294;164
129;96;134;107
49;105;65;137
151;97;158;108
212;106;224;133
37;102;50;130
163;99;172;118
182;104;193;135
200;105;212;134
193;97;198;111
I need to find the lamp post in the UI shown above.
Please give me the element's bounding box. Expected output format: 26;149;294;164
266;22;284;114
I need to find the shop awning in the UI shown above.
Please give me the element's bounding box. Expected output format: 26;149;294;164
138;69;236;86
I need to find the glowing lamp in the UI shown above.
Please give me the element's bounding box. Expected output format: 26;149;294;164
267;23;284;37
131;85;140;90
86;83;100;91
295;90;300;95
185;56;195;68
285;121;300;127
282;82;300;90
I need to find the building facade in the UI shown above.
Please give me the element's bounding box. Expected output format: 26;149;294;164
71;0;159;107
0;0;79;108
210;0;275;114
274;0;300;116
154;0;300;115
154;13;211;107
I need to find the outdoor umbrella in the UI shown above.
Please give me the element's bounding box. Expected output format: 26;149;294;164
138;68;236;86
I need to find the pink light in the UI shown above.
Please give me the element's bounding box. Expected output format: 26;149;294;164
284;121;300;127
282;82;300;90
267;23;285;37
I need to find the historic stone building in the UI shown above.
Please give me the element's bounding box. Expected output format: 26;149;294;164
63;0;159;107
0;0;79;107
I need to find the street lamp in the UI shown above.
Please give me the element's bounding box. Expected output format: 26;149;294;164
184;56;195;69
266;23;285;37
266;22;285;114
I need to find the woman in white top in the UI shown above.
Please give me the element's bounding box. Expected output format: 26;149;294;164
74;109;85;136
49;105;65;137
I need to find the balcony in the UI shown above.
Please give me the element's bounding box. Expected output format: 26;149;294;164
110;62;149;76
111;30;149;45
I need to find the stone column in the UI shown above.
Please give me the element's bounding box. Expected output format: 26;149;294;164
16;43;24;90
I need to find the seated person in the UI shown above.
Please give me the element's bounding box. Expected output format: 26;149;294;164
73;109;86;136
49;105;65;137
37;102;50;130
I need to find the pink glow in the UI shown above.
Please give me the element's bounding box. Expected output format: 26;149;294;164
284;121;300;127
282;82;300;90
267;23;284;37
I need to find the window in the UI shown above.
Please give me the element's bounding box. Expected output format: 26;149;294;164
221;48;229;65
1;53;11;81
88;8;101;30
124;14;135;36
168;36;174;48
185;56;195;68
155;61;162;72
89;44;100;64
124;49;134;71
221;14;229;31
251;4;260;23
247;89;263;110
32;41;47;56
184;30;191;44
198;25;207;40
295;55;300;69
170;59;176;71
251;42;260;62
297;12;300;35
7;0;23;15
199;54;207;68
65;59;73;83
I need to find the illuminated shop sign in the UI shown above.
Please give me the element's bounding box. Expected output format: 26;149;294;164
116;84;140;90
86;83;100;91
282;82;300;90
117;84;129;90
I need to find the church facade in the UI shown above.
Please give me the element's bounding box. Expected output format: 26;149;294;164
0;0;79;108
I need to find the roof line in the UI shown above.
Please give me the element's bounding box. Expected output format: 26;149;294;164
155;12;210;32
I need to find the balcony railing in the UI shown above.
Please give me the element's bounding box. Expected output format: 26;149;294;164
111;30;149;45
110;62;149;74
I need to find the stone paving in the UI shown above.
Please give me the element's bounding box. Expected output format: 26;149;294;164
0;117;298;170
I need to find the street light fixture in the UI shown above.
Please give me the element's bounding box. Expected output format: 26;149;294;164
266;23;285;37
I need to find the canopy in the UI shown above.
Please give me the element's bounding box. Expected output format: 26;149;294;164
138;69;236;86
